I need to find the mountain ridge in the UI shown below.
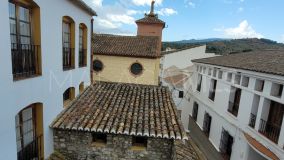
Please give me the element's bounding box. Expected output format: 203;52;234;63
162;38;284;55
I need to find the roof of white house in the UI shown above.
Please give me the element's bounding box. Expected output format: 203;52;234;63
193;50;284;76
68;0;97;16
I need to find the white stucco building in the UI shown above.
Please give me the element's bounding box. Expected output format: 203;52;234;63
0;0;95;159
182;51;284;160
161;45;216;116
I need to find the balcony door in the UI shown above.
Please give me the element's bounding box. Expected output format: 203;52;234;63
219;129;233;160
267;101;284;128
203;112;212;137
16;103;44;160
192;102;199;121
9;1;41;79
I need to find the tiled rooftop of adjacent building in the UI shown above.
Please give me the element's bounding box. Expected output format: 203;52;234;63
192;50;284;76
51;82;188;140
93;34;160;58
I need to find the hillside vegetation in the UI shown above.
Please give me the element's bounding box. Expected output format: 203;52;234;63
162;38;284;55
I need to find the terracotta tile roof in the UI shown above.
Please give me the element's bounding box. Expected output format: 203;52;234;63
136;15;165;28
192;50;284;76
93;34;160;58
68;0;97;16
164;74;189;89
244;132;279;160
50;82;188;140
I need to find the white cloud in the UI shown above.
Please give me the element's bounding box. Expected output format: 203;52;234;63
107;14;136;25
217;20;264;39
281;35;284;43
184;0;196;8
237;7;244;12
92;0;103;7
157;8;178;16
132;0;163;6
95;18;120;29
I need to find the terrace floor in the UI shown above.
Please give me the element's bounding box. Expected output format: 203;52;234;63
187;116;223;160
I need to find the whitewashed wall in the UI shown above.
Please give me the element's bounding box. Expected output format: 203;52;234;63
185;63;284;160
0;0;93;159
161;45;216;130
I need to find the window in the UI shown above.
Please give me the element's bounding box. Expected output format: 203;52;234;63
79;23;87;67
79;82;84;94
92;133;107;144
130;62;143;76
63;87;75;107
271;83;283;98
192;102;199;121
179;91;184;98
9;1;41;80
218;71;223;79
234;74;241;85
16;103;44;160
208;68;212;76
241;76;249;87
209;79;217;101
255;79;265;92
213;68;217;77
93;59;103;72
132;136;147;150
196;74;202;92
62;16;75;70
228;87;242;117
227;73;232;82
202;67;206;74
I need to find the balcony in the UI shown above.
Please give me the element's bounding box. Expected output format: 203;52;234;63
79;49;87;67
228;102;239;117
259;119;281;143
11;44;40;80
63;47;74;70
17;135;43;160
249;113;256;128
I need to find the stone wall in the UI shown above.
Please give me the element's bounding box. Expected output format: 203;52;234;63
53;129;174;160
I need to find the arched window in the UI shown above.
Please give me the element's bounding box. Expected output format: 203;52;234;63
79;82;84;94
62;16;75;70
15;103;44;159
93;59;103;72
130;62;143;76
9;0;42;80
63;87;75;107
79;23;87;67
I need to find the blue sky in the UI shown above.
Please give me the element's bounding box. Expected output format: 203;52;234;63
83;0;284;42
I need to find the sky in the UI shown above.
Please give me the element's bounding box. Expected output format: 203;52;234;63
82;0;284;42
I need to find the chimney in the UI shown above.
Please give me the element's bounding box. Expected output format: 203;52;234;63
135;0;165;53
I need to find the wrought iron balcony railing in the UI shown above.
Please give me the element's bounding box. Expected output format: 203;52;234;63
259;119;281;143
17;135;43;160
63;47;74;70
11;43;40;79
79;49;87;67
248;113;256;128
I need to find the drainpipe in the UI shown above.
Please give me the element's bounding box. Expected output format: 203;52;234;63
90;18;94;84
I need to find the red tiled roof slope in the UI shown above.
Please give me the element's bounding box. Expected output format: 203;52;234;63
93;34;160;58
136;15;165;27
50;82;188;140
192;50;284;76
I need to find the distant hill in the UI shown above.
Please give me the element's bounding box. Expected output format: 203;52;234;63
173;38;228;44
162;38;284;55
